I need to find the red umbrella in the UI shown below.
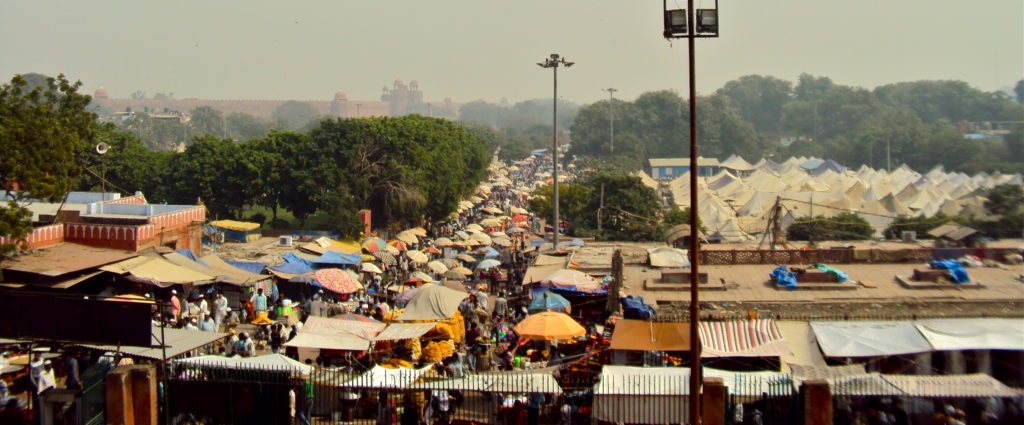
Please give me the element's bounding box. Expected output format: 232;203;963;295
313;268;362;294
512;214;529;222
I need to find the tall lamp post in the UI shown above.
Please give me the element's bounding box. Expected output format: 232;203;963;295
663;1;718;424
604;88;617;154
538;53;573;250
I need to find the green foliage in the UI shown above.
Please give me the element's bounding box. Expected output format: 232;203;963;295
873;80;1022;123
528;184;593;229
786;212;875;241
884;213;952;239
716;74;793;133
984;184;1023;216
189;106;226;137
661;207;705;233
77;123;169;199
271;101;321;130
165;135;258;219
226;112;270;141
1;73;96;253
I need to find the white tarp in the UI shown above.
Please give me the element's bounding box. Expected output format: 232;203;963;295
594;366;690;425
409;368;562;394
810;321;932;357
913;318;1024;351
174;354;313;374
647;247;690;268
342;364;433;389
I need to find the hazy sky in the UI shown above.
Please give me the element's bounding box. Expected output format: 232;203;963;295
3;0;1021;104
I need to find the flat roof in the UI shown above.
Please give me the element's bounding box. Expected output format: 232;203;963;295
1;243;138;277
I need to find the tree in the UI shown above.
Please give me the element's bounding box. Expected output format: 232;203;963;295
716;74;793;133
1;74;96;254
884;213;953;239
1015;80;1024;104
189;106;226;137
580;173;663;240
227;112;269;141
528;184;593;231
271;101;321;130
76;123;168;199
984;184;1023;216
786;212;875;241
165;136;257;218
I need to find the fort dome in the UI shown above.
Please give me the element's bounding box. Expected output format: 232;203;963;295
334;90;348;101
94;87;109;99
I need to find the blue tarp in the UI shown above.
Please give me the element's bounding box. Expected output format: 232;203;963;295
620;295;656;320
771;265;798;289
313;251;361;266
226;260;267;274
176;249;208;266
269;253;315;275
476;247;500;258
566;239;585;247
930;259;970;283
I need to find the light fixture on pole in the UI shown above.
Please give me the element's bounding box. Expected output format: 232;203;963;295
662;1;718;424
604;88;617;154
537;53;573;250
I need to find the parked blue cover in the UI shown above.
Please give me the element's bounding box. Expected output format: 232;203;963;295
813;263;849;283
930;259;970;283
313;251;361;266
176;249;208;267
770;265;798;289
225;260;267;274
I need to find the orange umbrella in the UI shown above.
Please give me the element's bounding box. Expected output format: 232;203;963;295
513;312;586;341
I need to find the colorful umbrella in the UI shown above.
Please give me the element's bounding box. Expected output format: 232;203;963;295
439;258;460;268
407;271;436;285
480;218;502;228
406;250;429;264
443;270;466;281
456;254;477;263
528;290;571;313
373;251;397;265
512;214;529;222
421;247;441;256
409;227;428;237
433;237;454;247
474;247;500;258
476;259;501;270
481;207;503;215
492;237;512;247
490;231;508;238
385;245;402;256
361;237;387;253
425;260;448;274
387;239;409;252
513;312;585;341
313;268;362;294
396;230;420;245
465;223;483;232
361;263;383;274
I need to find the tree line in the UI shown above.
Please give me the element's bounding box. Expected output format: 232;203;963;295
566;74;1024;174
2;74;492;249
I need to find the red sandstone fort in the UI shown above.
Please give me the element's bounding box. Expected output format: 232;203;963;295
91;79;459;118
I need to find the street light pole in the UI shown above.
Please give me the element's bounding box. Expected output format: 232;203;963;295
663;1;718;423
604;88;617;154
538;54;573;250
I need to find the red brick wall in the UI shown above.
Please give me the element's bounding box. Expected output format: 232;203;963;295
103;194;148;205
0;224;64;250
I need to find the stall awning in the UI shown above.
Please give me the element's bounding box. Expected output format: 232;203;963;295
174;354;313;374
699;319;791;358
609;319;690;352
3;243;138;277
810;321;932;357
882;373;1020;398
913;318;1024;351
373;323;437;341
101;256;216;287
80;328;226;360
776;321;828;371
200;255;271;285
409;367;562;394
284;316;384;351
342;365;434;389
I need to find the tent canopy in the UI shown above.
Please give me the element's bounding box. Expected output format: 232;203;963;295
174;354;313;374
913;318;1024;351
396;285;469;321
609;319;690;352
81;328;226;360
700;319;791;358
810;321;932;357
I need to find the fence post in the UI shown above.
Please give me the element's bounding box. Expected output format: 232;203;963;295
801;379;832;425
701;377;726;425
129;365;159;425
105;366;135;425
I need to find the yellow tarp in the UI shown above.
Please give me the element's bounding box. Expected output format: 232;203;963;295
209;220;261;232
102;256;215;286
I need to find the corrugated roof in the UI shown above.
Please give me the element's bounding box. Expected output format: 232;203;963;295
2;243;138;277
80;327;226;360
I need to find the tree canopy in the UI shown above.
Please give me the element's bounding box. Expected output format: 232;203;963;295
1;74;96;253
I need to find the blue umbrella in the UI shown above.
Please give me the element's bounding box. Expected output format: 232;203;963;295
475;247;500;258
528;290;571;313
476;259;501;270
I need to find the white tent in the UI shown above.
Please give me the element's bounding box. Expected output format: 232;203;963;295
810;321;933;357
594;366;690;425
913;318;1024;351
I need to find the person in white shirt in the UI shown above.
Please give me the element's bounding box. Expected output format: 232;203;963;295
38;360;56;394
197;294;210;322
185;318;199;331
214;292;228;329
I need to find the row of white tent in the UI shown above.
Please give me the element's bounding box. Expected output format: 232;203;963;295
644;155;1023;240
